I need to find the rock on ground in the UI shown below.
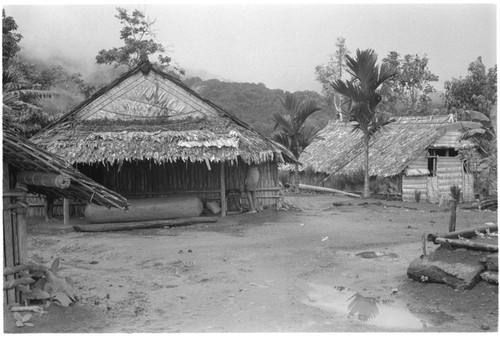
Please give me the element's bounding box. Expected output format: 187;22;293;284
407;246;489;290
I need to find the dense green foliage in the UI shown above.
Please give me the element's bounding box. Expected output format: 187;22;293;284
2;11;100;137
186;77;332;137
2;9;22;63
444;57;497;118
271;92;323;191
3;11;54;137
381;52;439;115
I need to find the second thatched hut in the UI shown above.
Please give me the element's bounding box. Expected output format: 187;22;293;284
298;115;479;203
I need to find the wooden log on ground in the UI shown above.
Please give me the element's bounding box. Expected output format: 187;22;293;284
73;216;218;232
84;196;203;224
17;171;71;189
428;236;498;252
298;184;361;198
433;225;499;240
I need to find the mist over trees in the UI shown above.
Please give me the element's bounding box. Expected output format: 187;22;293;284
3;9;496;143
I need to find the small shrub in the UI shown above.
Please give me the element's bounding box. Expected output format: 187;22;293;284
278;170;290;187
414;190;421;203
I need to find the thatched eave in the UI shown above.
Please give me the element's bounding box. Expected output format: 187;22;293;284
3;128;128;210
31;60;295;166
299;115;475;178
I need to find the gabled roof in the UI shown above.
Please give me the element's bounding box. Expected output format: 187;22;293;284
3;128;128;210
32;61;294;166
299;115;475;177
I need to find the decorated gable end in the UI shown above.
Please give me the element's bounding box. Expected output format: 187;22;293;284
32;61;294;215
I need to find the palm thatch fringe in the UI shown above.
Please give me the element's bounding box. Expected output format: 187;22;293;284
31;60;295;166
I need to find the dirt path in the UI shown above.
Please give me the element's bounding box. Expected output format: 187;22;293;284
3;194;498;332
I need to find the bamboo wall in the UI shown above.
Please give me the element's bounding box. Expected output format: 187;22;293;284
403;155;475;203
402;155;429;202
25;195;85;218
3;164;27;305
76;158;281;212
427;157;475;203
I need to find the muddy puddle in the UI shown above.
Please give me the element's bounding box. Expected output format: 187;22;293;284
304;283;432;330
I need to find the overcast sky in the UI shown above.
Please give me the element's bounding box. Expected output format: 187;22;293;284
3;1;497;93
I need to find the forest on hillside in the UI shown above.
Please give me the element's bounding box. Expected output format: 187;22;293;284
184;77;334;137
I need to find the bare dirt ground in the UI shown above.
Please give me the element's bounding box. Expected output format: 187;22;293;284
3;193;498;333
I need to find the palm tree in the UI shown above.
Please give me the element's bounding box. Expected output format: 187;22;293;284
3;66;54;137
272;92;322;192
331;49;396;198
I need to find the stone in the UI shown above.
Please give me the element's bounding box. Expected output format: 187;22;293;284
407;250;486;290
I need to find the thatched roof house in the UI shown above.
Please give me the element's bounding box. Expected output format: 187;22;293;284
32;60;293;215
299;115;477;203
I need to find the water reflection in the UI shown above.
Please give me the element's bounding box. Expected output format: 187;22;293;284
305;283;431;330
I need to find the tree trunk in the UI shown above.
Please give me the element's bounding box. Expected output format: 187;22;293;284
294;163;300;193
363;135;370;198
449;200;457;232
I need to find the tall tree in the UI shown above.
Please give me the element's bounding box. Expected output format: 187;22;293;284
381;52;439;115
331;49;396;198
315;37;350;120
272;92;323;192
2;9;22;64
443;57;497;118
96;7;183;76
2;11;54;137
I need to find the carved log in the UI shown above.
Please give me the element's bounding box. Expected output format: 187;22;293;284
84;196;203;223
17;171;70;189
73;216;217;232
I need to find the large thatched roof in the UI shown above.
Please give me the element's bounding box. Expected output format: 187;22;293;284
299;115;475;177
31;61;294;166
3;128;128;210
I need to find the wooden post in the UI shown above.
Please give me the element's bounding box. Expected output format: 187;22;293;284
15;184;28;266
3;163;16;305
63;198;70;225
220;163;227;217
